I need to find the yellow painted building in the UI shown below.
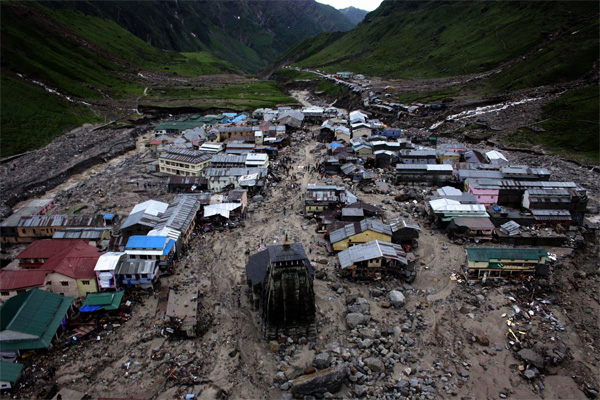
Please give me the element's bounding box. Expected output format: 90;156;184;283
438;152;460;164
45;273;98;298
330;220;393;251
159;150;212;176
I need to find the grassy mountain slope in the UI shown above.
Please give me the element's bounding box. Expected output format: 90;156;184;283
284;1;598;84
339;6;368;26
0;3;236;157
42;0;355;73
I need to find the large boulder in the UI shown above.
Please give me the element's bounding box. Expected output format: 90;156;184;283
389;290;405;308
314;352;331;370
346;313;370;328
291;365;349;398
518;348;544;369
364;357;385;373
347;297;370;314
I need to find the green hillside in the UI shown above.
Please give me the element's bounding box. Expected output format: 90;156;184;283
284;1;598;86
41;0;355;73
0;3;235;157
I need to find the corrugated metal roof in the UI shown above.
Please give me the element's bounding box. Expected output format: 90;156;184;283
341;208;364;217
16;239;89;260
338;240;407;269
466;247;547;262
131;200;169;217
451;217;495;230
120;210;160;230
52;227;109;240
0;269;49;291
0;289;73;351
330;220;392;244
82;291;124;311
117;259;157;275
152;195;200;234
16;214;100;228
0;361;23;383
160;149;212;164
94;252;127;272
125;236;169;250
396;164;428;171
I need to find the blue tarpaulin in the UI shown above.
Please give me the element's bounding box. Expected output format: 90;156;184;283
80;305;102;313
231;115;247;123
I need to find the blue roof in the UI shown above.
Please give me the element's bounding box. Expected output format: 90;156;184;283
125;235;168;250
232;115;247;122
101;213;115;220
163;239;176;255
329;142;343;148
222;113;237;117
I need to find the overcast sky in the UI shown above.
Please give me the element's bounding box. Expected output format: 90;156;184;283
317;0;383;12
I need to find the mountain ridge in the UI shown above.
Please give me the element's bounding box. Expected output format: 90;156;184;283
339;6;368;26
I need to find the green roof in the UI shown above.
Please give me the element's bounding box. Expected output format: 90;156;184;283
0;289;73;351
0;362;23;383
82;291;124;311
466;247;548;262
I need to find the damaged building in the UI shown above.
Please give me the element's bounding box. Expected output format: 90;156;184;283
337;240;416;282
245;242;316;339
465;247;549;282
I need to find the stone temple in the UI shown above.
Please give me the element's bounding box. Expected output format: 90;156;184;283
245;242;316;339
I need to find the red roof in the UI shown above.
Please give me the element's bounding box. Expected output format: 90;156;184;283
41;241;104;279
0;269;49;290
17;239;88;260
149;139;162;145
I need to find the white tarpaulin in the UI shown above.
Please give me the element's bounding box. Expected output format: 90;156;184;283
204;203;241;219
98;272;113;288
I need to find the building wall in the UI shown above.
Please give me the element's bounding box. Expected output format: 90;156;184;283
467;187;499;206
0;286;45;302
45;273;79;297
333;231;391;251
76;278;99;297
159;159;210;177
305;205;326;214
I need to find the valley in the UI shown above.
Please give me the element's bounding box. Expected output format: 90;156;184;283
0;1;598;400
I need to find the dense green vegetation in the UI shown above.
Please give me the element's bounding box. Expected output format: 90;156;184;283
145;81;298;110
502;86;600;164
0;3;235;157
284;1;598;88
42;0;354;73
1;76;102;158
270;69;320;84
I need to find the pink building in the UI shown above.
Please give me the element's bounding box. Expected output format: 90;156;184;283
465;180;499;206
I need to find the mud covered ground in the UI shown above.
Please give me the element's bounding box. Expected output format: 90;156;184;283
1;113;598;399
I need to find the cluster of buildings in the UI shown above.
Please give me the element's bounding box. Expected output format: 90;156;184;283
310;107;591;282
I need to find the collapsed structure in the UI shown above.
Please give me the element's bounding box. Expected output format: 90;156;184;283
245;242;316;339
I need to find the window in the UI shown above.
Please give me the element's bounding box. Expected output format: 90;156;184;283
1;291;9;296
16;289;26;294
81;280;90;285
61;281;69;287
